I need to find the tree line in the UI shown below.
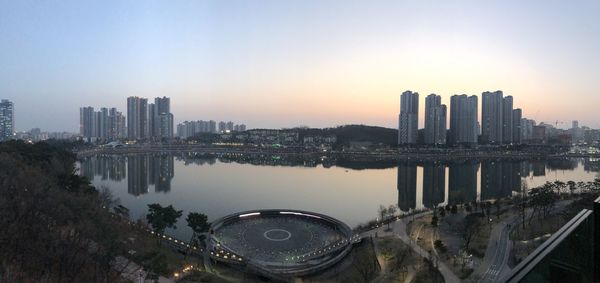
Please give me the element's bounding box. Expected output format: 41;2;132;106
0;140;210;282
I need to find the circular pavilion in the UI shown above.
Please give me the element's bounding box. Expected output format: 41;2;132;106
208;209;356;278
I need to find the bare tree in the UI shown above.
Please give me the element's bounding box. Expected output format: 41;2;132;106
459;214;481;251
351;239;381;283
378;205;388;223
520;180;528;230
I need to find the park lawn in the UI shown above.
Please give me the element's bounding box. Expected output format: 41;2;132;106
510;212;569;241
508;210;574;268
470;208;513;258
407;215;436;252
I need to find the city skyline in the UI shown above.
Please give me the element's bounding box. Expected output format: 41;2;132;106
2;1;600;132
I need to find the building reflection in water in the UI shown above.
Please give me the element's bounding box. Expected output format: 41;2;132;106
149;154;175;193
79;155;127;182
395;159;578;211
584;157;600;172
480;160;521;200
397;161;417;212
79;154;174;197
127;155;149;196
422;162;445;209
532;161;546;176
448;161;478;205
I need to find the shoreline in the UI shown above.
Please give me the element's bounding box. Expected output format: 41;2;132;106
75;144;596;162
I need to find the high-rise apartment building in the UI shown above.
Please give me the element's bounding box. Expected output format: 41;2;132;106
398;91;419;145
512;108;522;144
80;106;94;141
502;96;513;144
149;96;173;139
108;108;126;140
424;94;447;145
148;103;157;138
127;97;148;139
218;121;226;133
521;118;535;142
158;113;174;138
98;107;109;140
482;91;504;144
209;120;217;133
177;120;233;138
449;94;478;144
155;96;170;115
0;99;15;141
80;106;126;142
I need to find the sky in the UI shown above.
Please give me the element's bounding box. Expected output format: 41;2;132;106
1;0;600;132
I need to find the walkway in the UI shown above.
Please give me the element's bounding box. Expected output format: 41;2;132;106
475;199;574;282
360;211;462;283
476;217;517;282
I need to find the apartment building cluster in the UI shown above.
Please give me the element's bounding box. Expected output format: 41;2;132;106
398;90;549;146
80;96;173;142
80;107;126;142
127;96;174;140
176;120;246;139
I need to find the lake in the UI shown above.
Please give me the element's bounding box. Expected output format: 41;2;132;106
78;153;600;239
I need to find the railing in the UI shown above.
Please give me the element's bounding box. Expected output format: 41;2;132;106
500;196;600;283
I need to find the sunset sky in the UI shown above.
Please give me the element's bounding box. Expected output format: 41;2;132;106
1;0;600;131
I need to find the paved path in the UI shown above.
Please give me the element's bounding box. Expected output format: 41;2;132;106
476;217;517;282
360;211;462;283
475;200;573;283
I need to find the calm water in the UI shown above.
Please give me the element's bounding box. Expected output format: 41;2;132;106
78;153;600;239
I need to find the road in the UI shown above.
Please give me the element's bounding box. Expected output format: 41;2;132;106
476;200;573;283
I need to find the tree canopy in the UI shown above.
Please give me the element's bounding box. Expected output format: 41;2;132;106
146;203;183;235
186;212;210;235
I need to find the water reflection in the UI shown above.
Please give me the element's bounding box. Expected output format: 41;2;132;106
397;162;417;211
149;155;174;193
448;161;478;206
80;154;175;196
77;154;597;238
422;162;445;209
80;155;127;182
480;160;517;200
395;158;584;212
584;158;600;172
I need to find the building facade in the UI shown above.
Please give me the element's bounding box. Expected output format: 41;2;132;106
482;90;504;144
502;96;513;144
512;108;522;144
424;94;447;145
127;96;148;140
80;106;126;142
79;106;94;141
449;94;478;145
398;91;419;145
0;99;14;141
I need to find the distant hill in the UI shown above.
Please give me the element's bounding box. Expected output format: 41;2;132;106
298;124;398;146
187;124;399;147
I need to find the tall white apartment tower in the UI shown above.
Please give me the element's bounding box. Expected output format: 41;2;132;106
398;90;419;145
424;94;447;145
